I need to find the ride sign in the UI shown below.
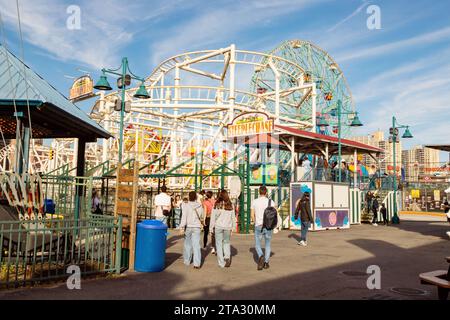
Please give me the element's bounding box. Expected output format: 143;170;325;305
227;112;274;138
69;75;94;102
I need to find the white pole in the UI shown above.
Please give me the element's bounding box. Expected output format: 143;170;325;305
291;137;295;182
228;44;236;122
354;149;358;189
268;59;281;124
72;138;78;171
160;72;165;129
275;73;280;124
311;82;317;133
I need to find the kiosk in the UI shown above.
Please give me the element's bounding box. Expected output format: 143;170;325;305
290;181;350;231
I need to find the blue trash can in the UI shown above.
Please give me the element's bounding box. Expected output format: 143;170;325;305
135;220;168;272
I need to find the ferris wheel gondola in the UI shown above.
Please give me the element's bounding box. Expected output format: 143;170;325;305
250;39;355;137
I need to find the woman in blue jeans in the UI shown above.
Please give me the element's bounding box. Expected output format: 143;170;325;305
210;190;236;268
179;191;204;269
294;192;313;246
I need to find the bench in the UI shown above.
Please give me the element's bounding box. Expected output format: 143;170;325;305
419;257;450;300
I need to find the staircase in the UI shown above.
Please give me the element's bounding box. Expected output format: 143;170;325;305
359;174;397;223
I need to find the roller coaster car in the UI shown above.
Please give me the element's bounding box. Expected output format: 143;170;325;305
303;73;312;83
257;87;267;94
324;92;333;101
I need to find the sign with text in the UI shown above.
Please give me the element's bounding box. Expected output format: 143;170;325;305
69;75;94;102
227;112;274;138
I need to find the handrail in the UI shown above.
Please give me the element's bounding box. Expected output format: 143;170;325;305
138;154;167;172
85;160;111;177
44;163;70;176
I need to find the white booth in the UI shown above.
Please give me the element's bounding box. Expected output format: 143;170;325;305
290;181;350;231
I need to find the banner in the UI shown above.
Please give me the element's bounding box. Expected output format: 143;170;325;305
69;75;94;102
434;190;440;201
411;189;420;198
249;164;279;185
227;112;274;138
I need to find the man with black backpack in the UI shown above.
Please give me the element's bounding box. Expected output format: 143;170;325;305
251;185;278;271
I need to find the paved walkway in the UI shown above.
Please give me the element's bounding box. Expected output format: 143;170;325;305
1;219;449;300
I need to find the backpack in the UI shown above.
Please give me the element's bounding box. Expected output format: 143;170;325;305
262;198;278;231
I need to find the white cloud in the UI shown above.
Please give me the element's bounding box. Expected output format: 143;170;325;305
327;1;371;32
336;26;450;62
352;49;450;149
148;0;329;66
0;0;184;69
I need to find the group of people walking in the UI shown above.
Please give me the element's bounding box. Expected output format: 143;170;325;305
155;185;313;271
153;185;283;271
178;189;236;269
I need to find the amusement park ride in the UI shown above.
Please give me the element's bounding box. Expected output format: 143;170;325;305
0;40;356;186
1;39;383;280
0;38;376;234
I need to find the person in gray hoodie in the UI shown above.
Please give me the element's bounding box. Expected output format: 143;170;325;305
210;189;236;268
179;191;204;269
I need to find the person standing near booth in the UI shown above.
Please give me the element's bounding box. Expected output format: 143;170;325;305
316;155;324;181
371;196;380;226
295;192;313;246
154;186;171;226
302;156;311;180
380;203;388;226
179;191;204;269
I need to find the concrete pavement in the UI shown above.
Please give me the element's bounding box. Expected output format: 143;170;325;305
0;219;449;300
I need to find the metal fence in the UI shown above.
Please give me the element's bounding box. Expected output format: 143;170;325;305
42;175;93;219
0;215;122;289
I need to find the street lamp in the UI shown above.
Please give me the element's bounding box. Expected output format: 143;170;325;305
390;116;413;224
330;99;363;182
94;57;150;163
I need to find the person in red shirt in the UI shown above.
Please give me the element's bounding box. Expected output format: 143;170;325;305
202;190;216;253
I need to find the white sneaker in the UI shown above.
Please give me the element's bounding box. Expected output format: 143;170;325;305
298;240;307;246
372;223;378;226
302;241;308;246
446;231;450;239
211;248;216;254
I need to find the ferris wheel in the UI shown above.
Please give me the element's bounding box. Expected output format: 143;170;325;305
250;39;355;137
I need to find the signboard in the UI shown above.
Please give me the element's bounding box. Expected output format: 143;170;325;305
411;189;420;198
314;209;350;230
249;163;279;185
69;75;94;102
227;112;274;138
434;190;440;201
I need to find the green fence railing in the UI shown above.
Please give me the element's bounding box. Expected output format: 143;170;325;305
0;215;122;289
42;175;93;219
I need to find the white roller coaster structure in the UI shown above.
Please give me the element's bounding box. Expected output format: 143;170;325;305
1;40;354;190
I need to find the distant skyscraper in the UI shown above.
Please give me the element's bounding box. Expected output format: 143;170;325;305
351;130;401;174
402;146;440;182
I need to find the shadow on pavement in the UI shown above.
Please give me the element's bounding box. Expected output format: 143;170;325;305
388;220;450;240
1;221;448;300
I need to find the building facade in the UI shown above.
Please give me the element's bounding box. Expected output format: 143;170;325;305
351;131;402;174
402;145;441;182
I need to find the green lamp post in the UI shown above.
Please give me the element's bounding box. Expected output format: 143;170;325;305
330;100;363;182
390;116;413;224
94;57;150;164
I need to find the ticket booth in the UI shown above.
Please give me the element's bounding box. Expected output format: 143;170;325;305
290;181;350;231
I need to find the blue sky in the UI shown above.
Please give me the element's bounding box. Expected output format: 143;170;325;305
0;0;449;159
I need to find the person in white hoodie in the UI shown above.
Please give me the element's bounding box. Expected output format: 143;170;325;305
179;191;204;269
210;189;236;268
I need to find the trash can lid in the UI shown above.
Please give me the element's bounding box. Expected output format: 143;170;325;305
138;220;168;230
